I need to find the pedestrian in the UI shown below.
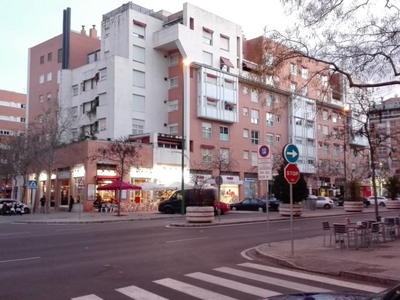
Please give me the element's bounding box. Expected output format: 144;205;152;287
40;196;46;213
68;195;74;212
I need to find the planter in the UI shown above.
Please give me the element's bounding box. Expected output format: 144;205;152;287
386;200;400;210
343;201;363;212
186;206;214;223
279;203;302;217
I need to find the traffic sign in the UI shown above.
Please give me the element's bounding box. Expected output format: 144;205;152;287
258;156;272;180
284;164;300;184
78;178;85;190
258;145;270;158
28;180;38;190
283;144;299;163
215;176;223;186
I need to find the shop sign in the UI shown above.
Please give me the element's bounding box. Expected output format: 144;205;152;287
193;174;212;184
58;170;70;179
72;164;85;178
221;175;241;184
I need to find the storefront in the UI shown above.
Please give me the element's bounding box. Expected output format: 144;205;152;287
243;176;258;198
95;164;119;202
72;164;85;208
39;172;56;207
220;175;242;203
318;177;331;196
130;167;153;203
57;169;71;208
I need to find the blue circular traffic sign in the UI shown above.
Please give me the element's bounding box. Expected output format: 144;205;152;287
258;145;270;158
283;144;299;163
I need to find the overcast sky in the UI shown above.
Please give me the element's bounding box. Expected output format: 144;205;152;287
0;0;291;94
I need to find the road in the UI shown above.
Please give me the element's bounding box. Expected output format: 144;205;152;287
0;212;387;300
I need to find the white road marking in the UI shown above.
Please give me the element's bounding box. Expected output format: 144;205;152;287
116;285;169;300
215;267;332;293
240;263;386;294
186;272;280;298
0;256;41;264
277;227;300;231
0;231;30;236
240;247;255;260
166;237;209;243
154;278;238;300
71;295;103;300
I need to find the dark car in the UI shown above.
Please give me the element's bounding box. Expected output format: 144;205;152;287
260;196;281;211
361;197;371;207
230;198;266;212
333;196;344;206
158;188;220;214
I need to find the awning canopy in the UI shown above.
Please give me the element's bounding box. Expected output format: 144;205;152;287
220;57;234;68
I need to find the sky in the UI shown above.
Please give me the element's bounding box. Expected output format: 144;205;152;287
0;0;290;94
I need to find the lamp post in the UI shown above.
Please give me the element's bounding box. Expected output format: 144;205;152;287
181;58;190;215
343;105;350;199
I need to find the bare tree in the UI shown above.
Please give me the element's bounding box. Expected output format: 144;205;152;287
267;0;400;89
90;137;141;216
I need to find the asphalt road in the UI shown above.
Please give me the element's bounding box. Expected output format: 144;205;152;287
0;212;388;300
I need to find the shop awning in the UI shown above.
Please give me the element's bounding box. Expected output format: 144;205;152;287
220;57;234;68
201;144;215;149
95;175;120;181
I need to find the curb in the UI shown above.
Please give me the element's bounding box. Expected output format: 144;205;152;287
254;246;400;286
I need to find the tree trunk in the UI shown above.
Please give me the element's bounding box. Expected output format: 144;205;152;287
370;157;380;221
46;169;52;213
117;168;124;216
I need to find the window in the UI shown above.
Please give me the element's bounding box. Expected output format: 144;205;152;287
317;124;321;131
47;93;51;101
202;148;213;163
266;113;274;127
224;80;234;90
378;147;387;155
40;56;44;64
39;95;44;103
132;21;145;39
265;94;273;106
296;138;303;144
99;68;107;81
39;75;44;84
322;110;328;120
266;133;274;146
58;48;62;63
266;76;274;86
168;100;178;112
251;89;259;103
323;125;329;137
132;94;145;112
251;130;259;145
203;28;213;45
220;35;229;50
333;145;339;156
276;115;281;123
243;107;249;116
169;54;178;66
318;141;322;148
276;134;281;143
243;86;248;95
243;129;249;138
169;77;178;89
351;163;356;172
72;85;78;96
301;68;308;79
220;126;229;141
322;75;328;87
251;109;259;124
295;118;302;126
290;83;297;93
301;86;308;97
265;53;273;66
252;152;258;166
48;52;52;62
220;148;230;164
203;51;212;66
202;122;212;139
323;144;330;155
133;70;145;87
290;63;297;75
243;150;249;160
38;115;43;123
132;119;144;134
47;72;52;81
169;124;178;135
98;118;106;131
206;74;217;84
132;45;145;63
332;113;338;123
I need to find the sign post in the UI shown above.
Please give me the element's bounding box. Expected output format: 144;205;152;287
77;178;85;220
215;175;223;222
28;180;38;219
283;143;300;257
258;145;272;246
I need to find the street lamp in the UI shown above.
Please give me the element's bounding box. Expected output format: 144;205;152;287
343;105;350;200
181;58;190;215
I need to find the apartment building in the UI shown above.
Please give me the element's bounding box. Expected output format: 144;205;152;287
25;2;372;210
0;89;26;197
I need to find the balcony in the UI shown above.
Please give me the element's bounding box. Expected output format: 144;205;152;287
153;23;191;51
154;147;182;165
197;105;237;123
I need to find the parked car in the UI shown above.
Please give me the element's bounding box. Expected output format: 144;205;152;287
367;196;388;206
316;196;334;209
332;196;344;206
230;198;266;212
158;188;225;215
260;196;281;211
361;197;371;207
0;199;30;214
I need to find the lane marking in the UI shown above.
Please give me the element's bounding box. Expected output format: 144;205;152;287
187;272;280;298
240;247;255;261
277;227;300;231
215;267;332;293
117;285;169;300
240;263;385;294
154;278;238;300
0;231;30;236
0;256;41;264
71;295;104;300
166;237;209;243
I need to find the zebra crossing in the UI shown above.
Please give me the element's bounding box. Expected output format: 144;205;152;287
71;262;385;300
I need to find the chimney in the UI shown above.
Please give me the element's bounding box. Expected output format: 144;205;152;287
81;25;86;36
89;25;97;38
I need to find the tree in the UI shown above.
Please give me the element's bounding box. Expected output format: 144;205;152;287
268;0;400;89
271;162;308;204
90;137;141;216
384;176;400;200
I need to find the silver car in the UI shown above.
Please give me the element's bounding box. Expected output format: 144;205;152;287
316;196;335;209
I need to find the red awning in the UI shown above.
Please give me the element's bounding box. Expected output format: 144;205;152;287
220;57;234;68
133;20;146;27
201;144;215;149
95;175;120;181
203;27;214;34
